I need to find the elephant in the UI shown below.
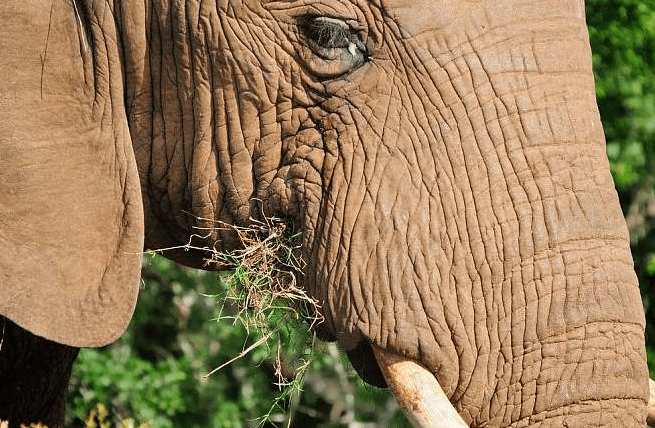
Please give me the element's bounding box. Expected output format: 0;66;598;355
0;0;653;426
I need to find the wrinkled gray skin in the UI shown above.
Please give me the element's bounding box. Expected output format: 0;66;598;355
0;0;650;426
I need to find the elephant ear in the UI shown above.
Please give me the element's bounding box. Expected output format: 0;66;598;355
0;0;144;346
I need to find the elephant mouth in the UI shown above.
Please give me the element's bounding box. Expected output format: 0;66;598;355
372;346;470;428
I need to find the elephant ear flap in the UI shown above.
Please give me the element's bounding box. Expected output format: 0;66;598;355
0;1;144;346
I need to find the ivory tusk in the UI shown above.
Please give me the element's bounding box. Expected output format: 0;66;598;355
648;378;655;427
372;346;470;428
372;348;655;427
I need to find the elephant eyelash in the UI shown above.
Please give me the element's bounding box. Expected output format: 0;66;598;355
298;15;367;56
299;16;352;49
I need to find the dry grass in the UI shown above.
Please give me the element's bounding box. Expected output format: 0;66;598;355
149;215;324;426
204;216;323;334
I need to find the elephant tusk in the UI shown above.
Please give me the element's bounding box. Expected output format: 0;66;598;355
372;346;470;428
648;378;655;427
371;357;655;427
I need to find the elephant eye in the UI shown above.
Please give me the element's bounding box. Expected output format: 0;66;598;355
299;16;354;50
297;15;369;78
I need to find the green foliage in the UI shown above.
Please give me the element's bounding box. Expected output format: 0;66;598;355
67;255;410;427
588;0;655;190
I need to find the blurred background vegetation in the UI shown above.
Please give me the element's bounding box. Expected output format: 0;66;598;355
66;255;410;428
65;0;655;426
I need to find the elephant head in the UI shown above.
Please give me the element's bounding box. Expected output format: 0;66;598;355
0;0;651;427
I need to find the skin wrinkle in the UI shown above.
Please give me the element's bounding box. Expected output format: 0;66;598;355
361;102;396;341
184;1;215;217
454;54;502;391
346;153;381;333
220;82;249;214
94;7;115;123
208;8;237;226
177;5;203;228
317;152;353;335
159;2;183;211
171;1;193;181
154;0;179;234
145;0;161;191
507;52;549;417
410;91;474;394
40;2;53;100
474;26;552;422
408;44;484;392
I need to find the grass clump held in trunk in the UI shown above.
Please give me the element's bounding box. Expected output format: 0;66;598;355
153;214;323;426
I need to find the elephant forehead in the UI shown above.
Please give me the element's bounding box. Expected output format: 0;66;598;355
381;0;585;38
381;0;460;34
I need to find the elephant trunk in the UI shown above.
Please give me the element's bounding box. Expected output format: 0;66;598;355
299;8;651;426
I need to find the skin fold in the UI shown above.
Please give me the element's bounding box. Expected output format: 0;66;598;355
0;0;649;426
